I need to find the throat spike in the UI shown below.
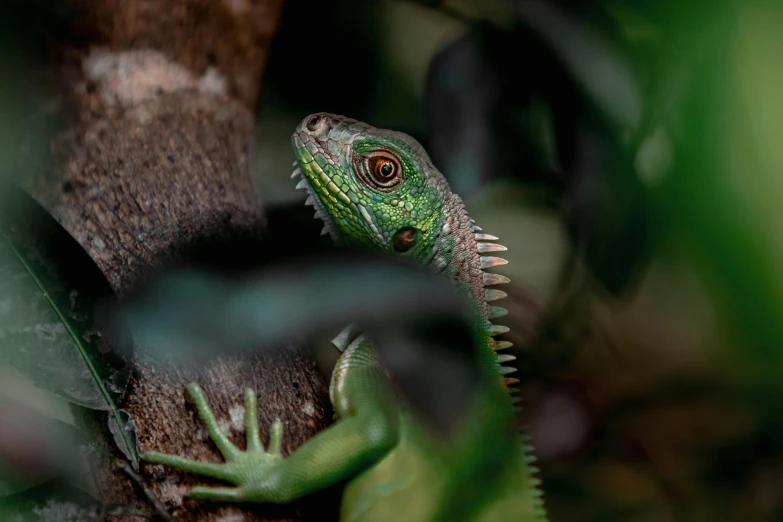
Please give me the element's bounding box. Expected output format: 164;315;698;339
497;354;516;363
296;179;308;189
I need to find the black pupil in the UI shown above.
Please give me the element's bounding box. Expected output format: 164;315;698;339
381;163;393;176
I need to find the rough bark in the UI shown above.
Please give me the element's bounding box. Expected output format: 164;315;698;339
28;1;334;520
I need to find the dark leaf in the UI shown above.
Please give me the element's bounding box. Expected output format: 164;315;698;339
0;183;136;467
514;0;642;130
425;12;650;295
559;122;650;295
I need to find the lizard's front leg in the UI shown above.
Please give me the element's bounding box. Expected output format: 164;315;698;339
143;338;400;504
143;383;286;502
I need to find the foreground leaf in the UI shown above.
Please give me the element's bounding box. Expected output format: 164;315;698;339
0;183;136;466
0;397;96;500
125;251;483;436
0;481;140;522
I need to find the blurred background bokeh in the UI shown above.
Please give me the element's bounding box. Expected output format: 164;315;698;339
3;0;783;521
255;2;783;521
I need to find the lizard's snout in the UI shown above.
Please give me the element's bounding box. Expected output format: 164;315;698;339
298;113;334;140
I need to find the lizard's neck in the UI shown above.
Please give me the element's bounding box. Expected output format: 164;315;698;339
426;195;515;376
428;195;509;316
428;195;490;316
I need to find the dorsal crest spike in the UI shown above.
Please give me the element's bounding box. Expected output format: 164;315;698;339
480;256;508;269
488;306;508;319
485;289;508;302
483;273;511;286
477;243;507;254
494;340;513;351
489;324;510;336
475;233;499;241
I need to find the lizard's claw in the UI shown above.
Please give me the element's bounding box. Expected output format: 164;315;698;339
142;383;284;502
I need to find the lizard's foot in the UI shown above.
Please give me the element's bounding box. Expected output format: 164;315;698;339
142;383;284;502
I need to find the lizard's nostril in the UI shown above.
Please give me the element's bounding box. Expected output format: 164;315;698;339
306;115;325;132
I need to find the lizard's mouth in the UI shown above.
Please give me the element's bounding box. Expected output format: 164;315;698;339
290;132;341;242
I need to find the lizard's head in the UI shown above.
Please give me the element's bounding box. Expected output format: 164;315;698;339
291;113;451;261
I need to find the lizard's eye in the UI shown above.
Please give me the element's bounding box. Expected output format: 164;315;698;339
375;160;395;179
359;151;402;191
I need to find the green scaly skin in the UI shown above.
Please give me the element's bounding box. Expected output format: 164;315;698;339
142;114;547;522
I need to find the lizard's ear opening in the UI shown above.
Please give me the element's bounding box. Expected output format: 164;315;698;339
393;227;418;253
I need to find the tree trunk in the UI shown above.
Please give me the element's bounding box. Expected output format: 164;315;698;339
28;1;333;520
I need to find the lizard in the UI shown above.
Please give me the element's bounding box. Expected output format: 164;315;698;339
142;113;547;522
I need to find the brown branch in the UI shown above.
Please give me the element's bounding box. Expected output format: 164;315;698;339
24;1;334;520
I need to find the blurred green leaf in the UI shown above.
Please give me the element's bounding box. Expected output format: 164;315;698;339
0;183;136;468
0;480;138;522
0;401;96;500
0;468;41;500
659;1;783;380
125;251;484;436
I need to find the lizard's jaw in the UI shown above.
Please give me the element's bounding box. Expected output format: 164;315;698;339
290;161;341;242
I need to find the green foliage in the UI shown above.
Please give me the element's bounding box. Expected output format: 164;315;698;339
0;183;138;503
0;481;141;522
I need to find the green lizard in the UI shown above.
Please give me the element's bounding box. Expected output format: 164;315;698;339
142;114;547;521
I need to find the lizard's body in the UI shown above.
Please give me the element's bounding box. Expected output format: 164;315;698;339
143;114;547;522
